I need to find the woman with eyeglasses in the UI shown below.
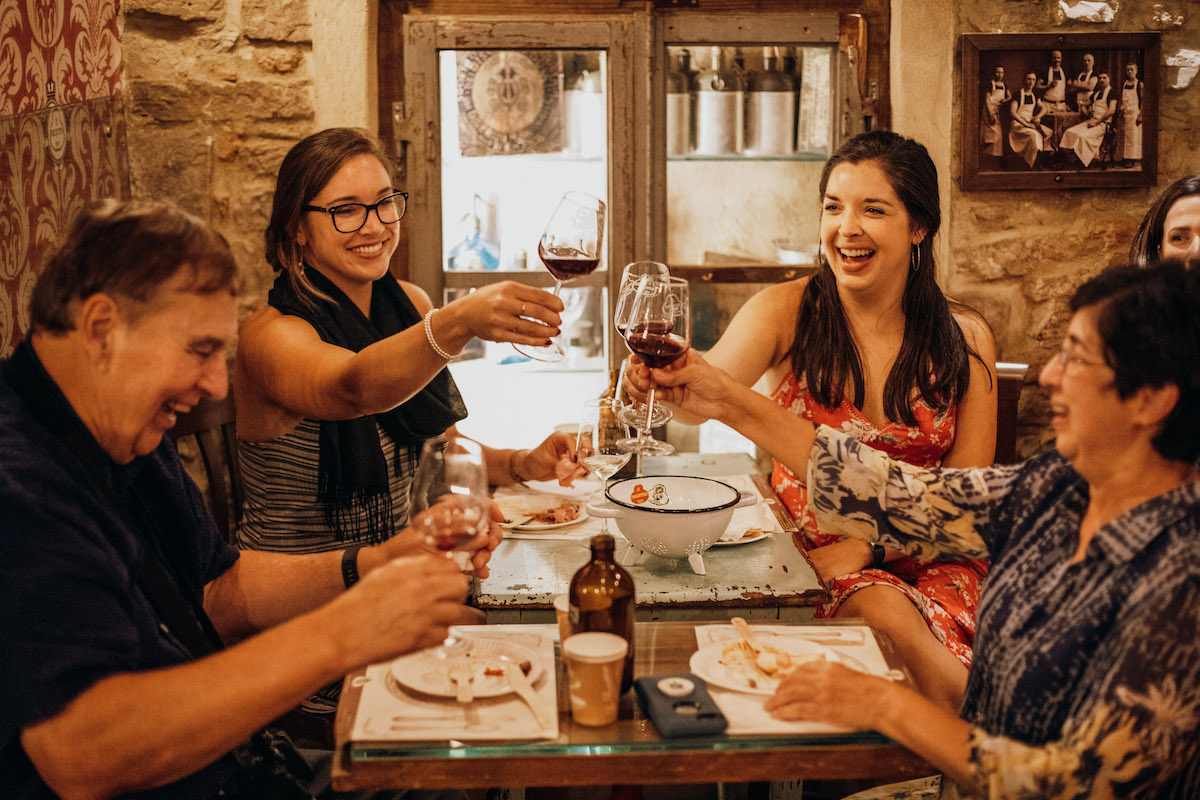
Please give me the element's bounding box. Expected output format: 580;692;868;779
233;129;579;711
764;262;1200;797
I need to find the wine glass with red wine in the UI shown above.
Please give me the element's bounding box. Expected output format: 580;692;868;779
616;276;690;456
514;191;606;362
410;435;490;654
614;262;672;429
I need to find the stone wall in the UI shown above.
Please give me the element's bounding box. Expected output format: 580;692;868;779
942;0;1200;455
121;0;318;310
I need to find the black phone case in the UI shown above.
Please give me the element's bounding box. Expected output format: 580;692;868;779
634;673;728;738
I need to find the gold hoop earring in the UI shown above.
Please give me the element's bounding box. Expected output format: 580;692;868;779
910;245;920;272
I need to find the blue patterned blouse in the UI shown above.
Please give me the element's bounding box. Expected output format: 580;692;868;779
806;427;1200;799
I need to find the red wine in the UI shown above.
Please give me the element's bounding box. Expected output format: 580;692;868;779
626;325;687;369
539;244;600;281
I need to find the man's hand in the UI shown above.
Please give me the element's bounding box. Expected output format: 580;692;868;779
326;553;481;667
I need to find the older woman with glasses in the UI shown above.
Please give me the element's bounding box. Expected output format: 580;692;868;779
234;129;582;712
758;262;1200;797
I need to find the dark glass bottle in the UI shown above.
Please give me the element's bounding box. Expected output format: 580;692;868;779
568;533;636;693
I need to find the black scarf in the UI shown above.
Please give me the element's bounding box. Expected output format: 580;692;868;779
267;267;466;543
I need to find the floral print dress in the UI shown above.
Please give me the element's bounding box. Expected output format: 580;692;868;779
769;371;988;668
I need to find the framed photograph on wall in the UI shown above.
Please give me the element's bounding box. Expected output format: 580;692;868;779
961;32;1159;190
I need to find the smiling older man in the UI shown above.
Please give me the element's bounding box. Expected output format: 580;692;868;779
0;200;483;799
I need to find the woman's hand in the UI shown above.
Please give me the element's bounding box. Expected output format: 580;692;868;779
444;281;564;347
631;349;739;425
391;495;502;579
764;660;899;731
807;539;874;582
518;431;587;486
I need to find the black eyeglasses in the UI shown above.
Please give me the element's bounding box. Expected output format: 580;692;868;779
302;191;408;233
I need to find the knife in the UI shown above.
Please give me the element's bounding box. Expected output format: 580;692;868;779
504;659;552;731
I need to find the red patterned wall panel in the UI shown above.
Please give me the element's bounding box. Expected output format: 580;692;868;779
0;0;127;356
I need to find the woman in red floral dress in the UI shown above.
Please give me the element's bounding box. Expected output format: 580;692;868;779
630;131;996;711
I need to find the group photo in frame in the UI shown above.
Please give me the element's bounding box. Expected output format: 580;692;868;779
960;32;1159;190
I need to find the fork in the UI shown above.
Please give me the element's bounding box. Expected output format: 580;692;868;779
447;657;475;703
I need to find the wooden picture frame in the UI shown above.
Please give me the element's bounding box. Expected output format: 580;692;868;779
960;32;1159;191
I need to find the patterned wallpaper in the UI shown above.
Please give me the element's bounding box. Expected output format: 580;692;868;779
0;0;129;356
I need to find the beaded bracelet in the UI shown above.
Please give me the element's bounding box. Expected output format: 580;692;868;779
423;308;457;361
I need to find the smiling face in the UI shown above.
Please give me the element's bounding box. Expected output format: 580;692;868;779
93;271;238;463
820;160;923;301
296;153;400;293
1159;195;1200;268
1038;306;1128;475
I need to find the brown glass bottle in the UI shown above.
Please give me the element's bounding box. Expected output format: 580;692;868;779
568;533;636;693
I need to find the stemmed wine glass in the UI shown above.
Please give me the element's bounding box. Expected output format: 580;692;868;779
514;191;606;362
614;262;672;429
410;435;491;652
576;398;632;534
617;277;690;456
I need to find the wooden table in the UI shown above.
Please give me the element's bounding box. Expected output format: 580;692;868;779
478;456;829;624
332;621;932;791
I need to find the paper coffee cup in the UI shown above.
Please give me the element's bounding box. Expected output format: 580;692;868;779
553;594;571;642
562;632;628;726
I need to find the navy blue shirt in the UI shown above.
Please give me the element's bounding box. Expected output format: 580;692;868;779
0;341;240;799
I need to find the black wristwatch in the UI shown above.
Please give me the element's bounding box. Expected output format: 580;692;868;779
868;543;886;569
342;545;364;588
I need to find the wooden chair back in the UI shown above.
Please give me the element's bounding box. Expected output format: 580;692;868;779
170;394;243;543
995;362;1028;465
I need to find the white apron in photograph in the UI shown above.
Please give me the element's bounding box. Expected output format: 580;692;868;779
981;81;1006;156
1008;91;1052;167
1059;87;1112;167
1121;80;1142;160
1043;67;1066;108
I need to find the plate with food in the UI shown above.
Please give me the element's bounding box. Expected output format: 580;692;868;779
512;499;587;530
712;528;773;547
688;636;840;695
494;495;587;530
389;638;544;699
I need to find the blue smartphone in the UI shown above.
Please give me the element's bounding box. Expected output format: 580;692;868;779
634;673;728;738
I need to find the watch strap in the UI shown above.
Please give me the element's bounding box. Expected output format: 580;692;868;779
342;544;364;589
869;543;886;569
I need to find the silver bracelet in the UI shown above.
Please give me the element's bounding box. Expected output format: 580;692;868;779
423;308;457;361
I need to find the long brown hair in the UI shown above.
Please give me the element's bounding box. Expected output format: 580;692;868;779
265;127;391;304
789;131;977;425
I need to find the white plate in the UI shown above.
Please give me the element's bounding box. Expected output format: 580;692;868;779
512;505;588;531
389;638;544;699
521;477;604;500
689;636;840;696
713;530;773;547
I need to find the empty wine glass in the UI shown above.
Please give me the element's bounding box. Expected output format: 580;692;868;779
613;261;672;429
410;435;490;654
576;398;632;533
617;277;690;456
514;191;606;362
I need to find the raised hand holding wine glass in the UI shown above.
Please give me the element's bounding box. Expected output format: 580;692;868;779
576;398;632;533
514;191;606;362
614;262;673;429
617;276;690;456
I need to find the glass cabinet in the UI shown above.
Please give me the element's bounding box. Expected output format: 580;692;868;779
384;5;884;447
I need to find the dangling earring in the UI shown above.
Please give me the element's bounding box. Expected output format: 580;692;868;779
910;244;920;272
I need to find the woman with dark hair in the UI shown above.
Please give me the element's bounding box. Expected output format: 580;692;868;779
766;262;1200;798
631;130;997;711
234;129;578;655
1130;173;1200;268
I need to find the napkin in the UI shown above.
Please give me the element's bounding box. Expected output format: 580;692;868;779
348;625;558;743
692;624;894;735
